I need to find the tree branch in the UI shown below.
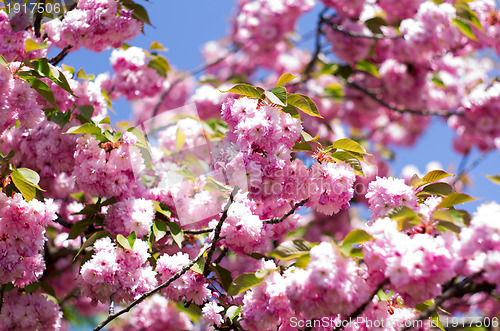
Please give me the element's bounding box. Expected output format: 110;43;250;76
346;80;461;117
399;273;483;331
453;150;492;185
264;198;309;224
34;0;46;38
93;242;211;330
334;279;389;331
203;187;239;276
48;46;73;65
301;9;328;81
325;20;403;40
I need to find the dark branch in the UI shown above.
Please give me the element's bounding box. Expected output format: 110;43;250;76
325;20;403;40
264;199;309;224
347;80;461;117
334;279;389;331
48;46;73;65
203;187;239;276
93;242;211;330
34;0;46;38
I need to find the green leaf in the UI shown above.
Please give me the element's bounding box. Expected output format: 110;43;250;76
77;105;95;124
190;257;205;274
24;281;40;294
280;104;300;119
147;55;170;78
66;123;102;135
227;272;266;296
122;0;152;25
47;109;71;129
0;54;8;66
25;38;45;52
270;239;311;260
295;254;311;268
226;306;241;322
421;182;455;196
377;289;394;301
268;86;287;106
275;73;298;87
152;219;167;241
356;60;379;78
40;281;57;298
384;206;420;231
453;18;477;41
432;209;471;227
339;229;374;256
117;234;132;250
150;41;167;51
364;17;389;34
127;127;149;147
331;138;372;156
435;220;461;233
292;141;312;152
287;93;322;118
68;218;95;240
209;264;233;291
73;231;111;262
11;168;40;201
220;83;263;99
330;151;365;176
485;174;500;185
25;77;57;108
324;84;344;100
422;170;452;184
436;193;476;209
432;77;446;88
167;221;184;248
76;68;95;81
176;127;185;151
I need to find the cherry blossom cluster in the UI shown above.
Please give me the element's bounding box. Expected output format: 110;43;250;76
0;291;63;331
72;132;145;198
156;252;211;305
366;176;418;219
105;198;155;238
0;192;57;288
44;0;142;52
79;237;157;305
363;218;457;306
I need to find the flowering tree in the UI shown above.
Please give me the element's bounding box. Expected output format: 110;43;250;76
1;0;500;330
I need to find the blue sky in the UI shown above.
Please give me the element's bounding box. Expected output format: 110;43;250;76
58;0;499;214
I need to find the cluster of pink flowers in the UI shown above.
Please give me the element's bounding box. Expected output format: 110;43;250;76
284;242;372;318
457;202;500;289
307;161;356;215
0;291;62;331
0;64;45;133
156;252;211;305
363;218;457;306
109;294;193;331
448;82;500;153
231;0;315;67
216;192;265;254
366;176;418;219
0;11;47;62
202;300;225;327
105;198;155;238
325;19;374;64
44;0;142;52
79;237;157;304
0;192;57;287
241;266;294;331
103;47;165;100
73;132;145;198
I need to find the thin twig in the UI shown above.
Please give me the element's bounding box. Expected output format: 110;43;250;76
264;199;309;224
334;279;389;331
34;0;46;38
325;20;403;40
347;80;461;117
203;187;239;276
53;213;73;229
399;273;482;331
302;9;328;81
93;242;211;330
0;284;4;314
453;150;492;185
48;45;73;65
